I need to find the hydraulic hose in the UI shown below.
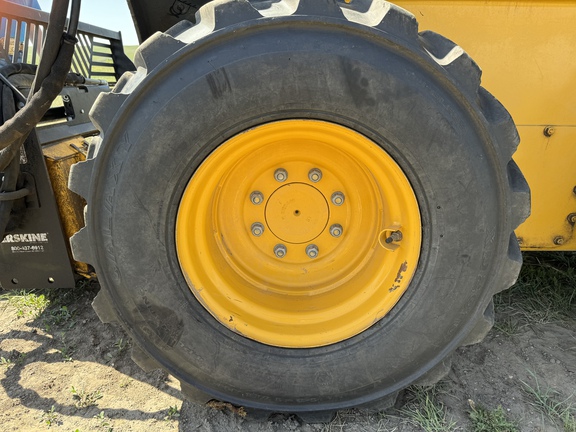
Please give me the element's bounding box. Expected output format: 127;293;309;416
0;0;81;238
0;36;76;167
30;0;70;96
67;0;81;38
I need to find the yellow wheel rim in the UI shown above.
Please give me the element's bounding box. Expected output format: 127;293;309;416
176;120;421;348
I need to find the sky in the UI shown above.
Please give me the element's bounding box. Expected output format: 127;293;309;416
36;0;139;45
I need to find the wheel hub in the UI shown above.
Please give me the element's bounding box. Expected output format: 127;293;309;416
265;183;329;245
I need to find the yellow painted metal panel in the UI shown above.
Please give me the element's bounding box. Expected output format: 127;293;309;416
396;1;576;125
513;126;576;250
395;1;576;250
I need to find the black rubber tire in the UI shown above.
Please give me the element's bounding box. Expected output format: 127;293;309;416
69;0;529;419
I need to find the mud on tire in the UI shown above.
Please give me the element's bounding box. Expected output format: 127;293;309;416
69;0;529;421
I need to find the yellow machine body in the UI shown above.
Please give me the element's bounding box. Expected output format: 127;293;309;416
395;0;576;250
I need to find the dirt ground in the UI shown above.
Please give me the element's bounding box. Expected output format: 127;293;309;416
1;254;575;432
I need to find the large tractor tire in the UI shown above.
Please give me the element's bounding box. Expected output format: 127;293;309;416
69;0;529;421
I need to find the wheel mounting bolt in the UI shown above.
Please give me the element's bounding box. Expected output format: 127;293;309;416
331;192;345;206
385;230;403;244
308;168;322;183
274;168;288;182
250;191;264;205
329;224;343;238
306;244;319;259
251;222;264;237
274;244;287;258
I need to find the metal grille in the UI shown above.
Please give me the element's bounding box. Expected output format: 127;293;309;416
0;0;125;85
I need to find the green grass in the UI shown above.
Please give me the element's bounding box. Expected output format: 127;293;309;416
57;332;75;362
494;252;576;328
320;410;391;432
400;386;457;432
71;386;103;409
522;372;576;432
0;290;50;319
468;400;518;432
0;352;27;369
41;405;59;427
164;405;180;421
93;411;114;431
105;337;129;364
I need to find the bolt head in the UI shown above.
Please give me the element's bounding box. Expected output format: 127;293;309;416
306;244;319;259
308;168;322;183
390;230;403;242
329;224;343;238
251;222;264;237
274;244;287;258
331;192;345;206
274;168;288;182
543;126;555;137
250;191;264;205
554;236;565;246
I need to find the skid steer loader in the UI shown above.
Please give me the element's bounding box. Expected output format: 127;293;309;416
0;0;573;422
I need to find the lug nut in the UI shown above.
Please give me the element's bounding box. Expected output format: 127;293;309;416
250;191;264;205
306;244;319;259
568;213;576;225
274;168;288;182
385;230;403;244
274;244;287;258
331;191;345;206
308;168;322;183
251;222;264;237
329;224;343;238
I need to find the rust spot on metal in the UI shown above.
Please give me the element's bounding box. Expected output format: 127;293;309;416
389;261;408;292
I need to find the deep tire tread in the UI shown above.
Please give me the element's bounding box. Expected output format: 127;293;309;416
418;30;481;96
69;226;93;264
134;32;187;71
479;86;521;160
130;343;162;372
92;290;119;324
507;160;531;228
498;233;523;291
461;301;495;346
413;358;452;387
89;92;128;135
179;381;215;405
68;158;94;197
